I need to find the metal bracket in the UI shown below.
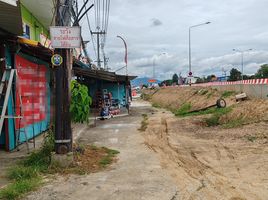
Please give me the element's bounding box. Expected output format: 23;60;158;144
55;139;71;144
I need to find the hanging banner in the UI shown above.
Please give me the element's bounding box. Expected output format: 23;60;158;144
0;0;17;6
40;33;52;49
50;26;81;48
15;55;47;128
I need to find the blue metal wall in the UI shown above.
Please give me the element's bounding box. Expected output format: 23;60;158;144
87;79;127;107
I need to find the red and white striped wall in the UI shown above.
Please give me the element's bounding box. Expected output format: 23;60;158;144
192;78;268;87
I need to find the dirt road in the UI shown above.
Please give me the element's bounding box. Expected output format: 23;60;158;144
143;107;268;200
25;100;177;200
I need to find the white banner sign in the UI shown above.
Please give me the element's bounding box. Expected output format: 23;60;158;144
50;26;81;49
0;0;17;6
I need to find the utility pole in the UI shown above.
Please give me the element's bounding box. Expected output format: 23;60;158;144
54;0;73;154
91;31;105;69
233;48;252;81
153;59;155;79
188;22;211;86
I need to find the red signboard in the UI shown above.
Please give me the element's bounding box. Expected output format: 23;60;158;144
15;55;47;128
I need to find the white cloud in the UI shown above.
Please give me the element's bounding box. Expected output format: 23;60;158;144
80;0;268;80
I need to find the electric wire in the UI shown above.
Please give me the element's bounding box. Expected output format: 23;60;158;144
83;0;98;60
90;0;111;68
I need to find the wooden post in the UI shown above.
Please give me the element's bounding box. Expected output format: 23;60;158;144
54;0;72;154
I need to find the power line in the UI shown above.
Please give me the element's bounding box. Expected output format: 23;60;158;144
83;0;98;60
90;0;111;68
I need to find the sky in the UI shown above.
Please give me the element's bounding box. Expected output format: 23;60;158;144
80;0;268;80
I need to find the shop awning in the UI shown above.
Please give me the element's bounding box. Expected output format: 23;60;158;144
116;74;137;82
73;66;117;82
16;37;53;63
0;0;23;35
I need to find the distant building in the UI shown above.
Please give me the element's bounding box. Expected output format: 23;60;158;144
185;76;198;84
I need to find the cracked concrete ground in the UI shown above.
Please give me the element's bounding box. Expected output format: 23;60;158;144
25;100;178;200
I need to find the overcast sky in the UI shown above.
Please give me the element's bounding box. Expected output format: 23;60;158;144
80;0;268;80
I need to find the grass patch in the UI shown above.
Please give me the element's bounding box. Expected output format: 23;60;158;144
222;117;245;128
246;135;257;142
138;114;149;131
141;93;152;101
99;148;120;167
174;103;192;116
175;107;228;118
152;102;161;108
173;103;230;118
0;132;121;200
7;166;39;181
199;89;208;95
0;177;41;200
221;91;236;98
205;107;232;127
206;92;213;99
0;130;54;200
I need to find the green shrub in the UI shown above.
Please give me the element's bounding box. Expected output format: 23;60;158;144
23;130;54;171
205;107;232;127
205;114;221;126
174;103;192;116
70;80;92;123
7;166;39;181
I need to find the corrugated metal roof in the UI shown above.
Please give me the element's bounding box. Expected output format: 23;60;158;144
0;1;23;35
73;61;137;82
73;66;117;82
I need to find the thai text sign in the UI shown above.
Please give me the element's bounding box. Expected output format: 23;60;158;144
50;26;81;48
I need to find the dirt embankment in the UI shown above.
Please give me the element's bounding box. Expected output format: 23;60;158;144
141;87;268;200
143;87;234;111
143;109;268;200
143;87;268;126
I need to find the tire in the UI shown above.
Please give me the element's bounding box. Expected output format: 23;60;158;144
216;98;226;108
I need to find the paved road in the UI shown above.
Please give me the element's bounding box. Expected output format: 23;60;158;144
25;100;178;200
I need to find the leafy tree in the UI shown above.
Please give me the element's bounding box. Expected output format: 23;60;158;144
160;79;173;86
172;73;179;84
255;64;268;78
242;75;255;80
228;68;241;81
196;77;205;83
141;84;148;88
70;80;92;123
206;74;217;82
